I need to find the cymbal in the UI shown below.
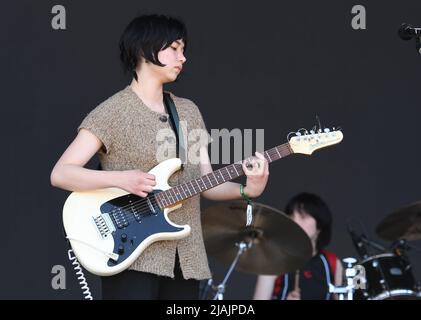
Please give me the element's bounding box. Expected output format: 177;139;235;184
376;201;421;241
201;201;312;275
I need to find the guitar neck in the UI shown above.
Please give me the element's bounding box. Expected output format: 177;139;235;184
155;142;293;208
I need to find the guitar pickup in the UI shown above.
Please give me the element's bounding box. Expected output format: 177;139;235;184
147;198;156;213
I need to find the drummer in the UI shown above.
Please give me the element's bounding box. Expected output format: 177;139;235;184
253;193;343;300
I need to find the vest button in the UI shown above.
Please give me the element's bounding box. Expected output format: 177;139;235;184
159;115;168;122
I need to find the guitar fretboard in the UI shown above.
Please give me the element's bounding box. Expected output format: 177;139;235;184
154;142;293;208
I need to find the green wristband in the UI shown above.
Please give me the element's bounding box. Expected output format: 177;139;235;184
240;184;251;203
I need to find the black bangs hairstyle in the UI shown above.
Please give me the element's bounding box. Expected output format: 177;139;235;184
285;193;333;252
119;14;188;81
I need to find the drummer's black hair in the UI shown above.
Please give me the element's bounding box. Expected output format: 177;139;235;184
285;193;332;252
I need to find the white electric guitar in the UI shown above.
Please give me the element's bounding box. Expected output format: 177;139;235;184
63;127;343;276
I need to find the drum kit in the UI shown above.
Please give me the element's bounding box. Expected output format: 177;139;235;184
200;200;421;300
352;201;421;300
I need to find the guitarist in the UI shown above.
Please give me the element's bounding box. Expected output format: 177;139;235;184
50;14;269;299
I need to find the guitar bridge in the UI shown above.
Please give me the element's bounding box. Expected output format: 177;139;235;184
93;213;115;239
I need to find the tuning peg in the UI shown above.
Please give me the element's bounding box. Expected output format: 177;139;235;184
296;132;302;136
324;128;330;133
310;130;315;134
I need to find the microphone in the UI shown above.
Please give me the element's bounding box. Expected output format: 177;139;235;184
347;226;369;260
398;23;421;40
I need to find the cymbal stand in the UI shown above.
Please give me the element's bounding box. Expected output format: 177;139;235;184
213;241;252;300
391;239;421;293
328;257;361;300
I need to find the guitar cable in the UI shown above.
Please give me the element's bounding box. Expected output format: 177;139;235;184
67;249;94;300
63;227;94;300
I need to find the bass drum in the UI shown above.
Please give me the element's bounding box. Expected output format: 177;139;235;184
355;253;420;300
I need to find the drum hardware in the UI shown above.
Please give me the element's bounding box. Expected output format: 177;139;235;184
212;241;252;300
328;257;362;300
348;202;421;300
200;201;313;299
355;253;420;300
347;218;386;260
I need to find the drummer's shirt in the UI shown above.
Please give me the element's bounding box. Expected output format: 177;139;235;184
272;250;338;300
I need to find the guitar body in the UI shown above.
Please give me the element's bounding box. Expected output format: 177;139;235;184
62;158;191;276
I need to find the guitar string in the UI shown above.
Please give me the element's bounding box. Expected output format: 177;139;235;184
102;132;337;220
103;145;290;219
105;144;298;227
103;143;293;217
102;132;339;227
104;146;293;226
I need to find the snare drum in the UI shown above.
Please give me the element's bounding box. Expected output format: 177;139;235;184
356;253;419;300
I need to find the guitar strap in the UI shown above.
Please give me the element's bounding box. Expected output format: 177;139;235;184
163;92;187;166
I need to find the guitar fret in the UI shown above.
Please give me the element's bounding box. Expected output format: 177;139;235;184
161;196;167;207
183;184;192;197
167;189;174;203
165;193;171;205
183;185;190;198
205;175;213;188
176;186;186;200
265;151;272;162
157;194;166;207
232;164;239;177
178;185;188;199
202;178;208;190
275;147;282;159
218;170;226;182
169;189;178;203
173;187;179;200
287;143;293;155
155;194;162;207
166;190;173;203
162;193;170;206
280;144;292;157
199;178;207;189
209;172;217;185
229;165;238;178
225;167;232;179
233;164;240;176
195;179;203;192
200;178;207;190
174;188;182;201
190;181;197;193
208;173;217;185
214;171;222;183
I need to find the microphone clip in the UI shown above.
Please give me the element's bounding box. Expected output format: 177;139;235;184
398;23;421;55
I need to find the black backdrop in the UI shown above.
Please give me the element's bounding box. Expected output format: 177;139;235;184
2;0;421;299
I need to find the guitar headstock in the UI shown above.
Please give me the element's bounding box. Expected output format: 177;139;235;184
288;127;343;155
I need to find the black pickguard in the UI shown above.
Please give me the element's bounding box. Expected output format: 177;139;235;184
99;190;183;267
